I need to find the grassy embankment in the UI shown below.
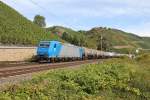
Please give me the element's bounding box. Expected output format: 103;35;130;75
0;54;150;100
0;1;62;46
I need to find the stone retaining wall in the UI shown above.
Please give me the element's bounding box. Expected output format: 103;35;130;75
0;47;36;61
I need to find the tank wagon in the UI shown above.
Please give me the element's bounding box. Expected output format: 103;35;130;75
37;41;125;62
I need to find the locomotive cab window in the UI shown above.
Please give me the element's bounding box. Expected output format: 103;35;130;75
39;42;50;48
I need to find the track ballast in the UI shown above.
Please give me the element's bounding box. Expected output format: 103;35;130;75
0;60;100;78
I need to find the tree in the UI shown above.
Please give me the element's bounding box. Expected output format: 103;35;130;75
72;35;80;45
97;35;111;51
33;15;46;27
62;32;68;40
62;32;87;46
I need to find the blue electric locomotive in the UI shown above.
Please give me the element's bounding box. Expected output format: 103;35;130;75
37;41;84;62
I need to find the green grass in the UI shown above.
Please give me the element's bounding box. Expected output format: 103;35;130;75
0;1;62;45
0;55;150;100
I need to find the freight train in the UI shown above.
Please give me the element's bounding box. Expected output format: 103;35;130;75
36;41;126;62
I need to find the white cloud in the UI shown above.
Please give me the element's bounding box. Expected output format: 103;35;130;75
124;22;150;36
37;0;150;17
2;0;150;18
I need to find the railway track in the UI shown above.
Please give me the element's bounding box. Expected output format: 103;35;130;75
0;60;100;78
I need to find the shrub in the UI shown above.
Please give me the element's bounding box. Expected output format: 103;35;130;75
0;58;149;99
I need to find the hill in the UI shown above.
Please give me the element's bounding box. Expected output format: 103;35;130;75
0;1;61;45
86;27;150;52
142;37;150;47
46;26;90;47
47;26;150;53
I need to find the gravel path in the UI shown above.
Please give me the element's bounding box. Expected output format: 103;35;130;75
0;73;33;91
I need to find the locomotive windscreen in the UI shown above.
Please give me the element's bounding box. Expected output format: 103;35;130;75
39;42;50;48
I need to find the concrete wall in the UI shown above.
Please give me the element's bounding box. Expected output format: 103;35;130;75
0;46;37;61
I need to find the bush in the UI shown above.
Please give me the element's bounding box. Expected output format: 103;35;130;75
0;58;149;99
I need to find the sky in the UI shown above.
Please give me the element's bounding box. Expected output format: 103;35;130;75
1;0;150;36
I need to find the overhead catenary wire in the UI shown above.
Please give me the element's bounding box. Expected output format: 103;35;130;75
10;0;57;18
30;0;47;11
11;0;64;26
29;0;57;17
9;0;17;5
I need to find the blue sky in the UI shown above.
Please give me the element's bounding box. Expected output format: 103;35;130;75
2;0;150;36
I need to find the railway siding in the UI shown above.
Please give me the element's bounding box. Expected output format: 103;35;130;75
0;46;36;61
